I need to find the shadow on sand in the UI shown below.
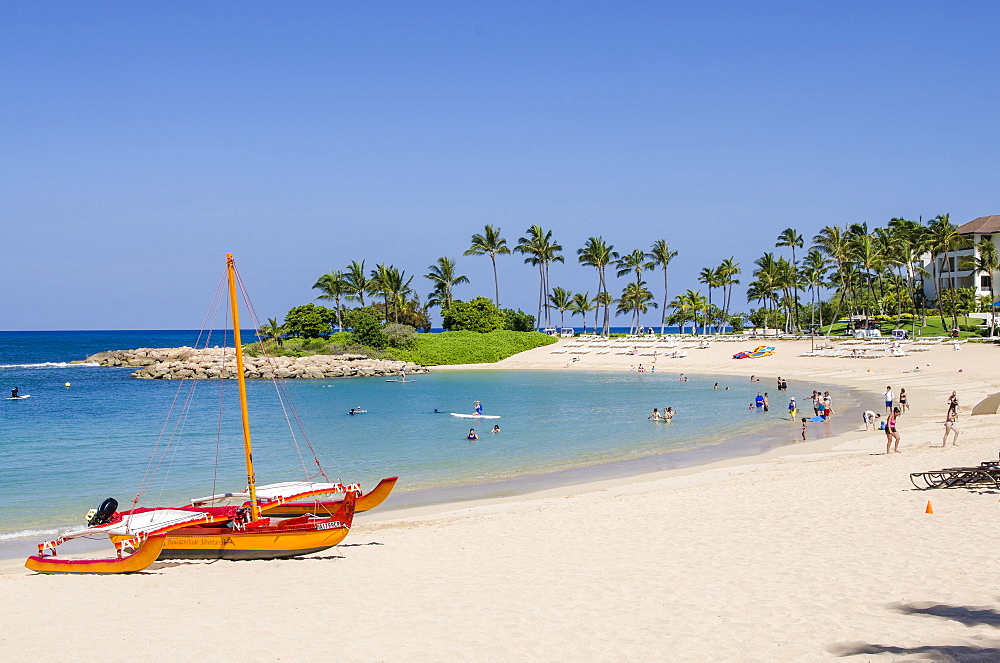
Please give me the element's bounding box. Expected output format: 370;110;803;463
827;601;1000;661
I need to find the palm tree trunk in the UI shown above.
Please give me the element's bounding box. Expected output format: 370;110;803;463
491;254;500;306
660;268;668;335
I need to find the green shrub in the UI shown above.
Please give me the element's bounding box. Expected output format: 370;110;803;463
349;308;387;349
283;303;336;338
384;323;418;350
442;297;506;332
386;330;556;365
502;308;536;332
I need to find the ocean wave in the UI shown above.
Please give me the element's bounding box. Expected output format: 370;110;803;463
0;528;60;541
0;361;99;369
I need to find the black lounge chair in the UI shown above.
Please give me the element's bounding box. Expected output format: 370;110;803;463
910;461;1000;491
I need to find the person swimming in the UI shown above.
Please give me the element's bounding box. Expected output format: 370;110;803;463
467;428;478;440
491;424;501;434
663;407;675;420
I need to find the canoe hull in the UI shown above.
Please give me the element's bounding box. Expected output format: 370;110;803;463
25;535;166;575
152;490;355;560
262;476;397;518
156;525;350;560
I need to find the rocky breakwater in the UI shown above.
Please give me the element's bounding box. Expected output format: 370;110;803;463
85;347;427;380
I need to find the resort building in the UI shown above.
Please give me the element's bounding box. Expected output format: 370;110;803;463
923;215;999;302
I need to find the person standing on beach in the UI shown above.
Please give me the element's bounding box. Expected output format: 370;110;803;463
884;387;894;414
899;388;908;414
801;418;808;441
885;407;901;453
823;392;833;418
942;399;960;446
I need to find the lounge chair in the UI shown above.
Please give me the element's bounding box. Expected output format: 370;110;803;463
910;461;1000;491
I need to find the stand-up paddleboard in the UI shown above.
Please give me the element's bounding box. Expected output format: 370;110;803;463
6;395;31;400
385;379;416;383
450;412;501;419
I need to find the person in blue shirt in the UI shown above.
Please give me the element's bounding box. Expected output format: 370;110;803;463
755;392;764;409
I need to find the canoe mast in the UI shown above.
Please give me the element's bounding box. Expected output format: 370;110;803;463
227;253;260;522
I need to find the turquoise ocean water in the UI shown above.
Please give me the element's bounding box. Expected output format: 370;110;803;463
0;330;859;554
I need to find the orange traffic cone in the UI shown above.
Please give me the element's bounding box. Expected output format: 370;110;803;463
925;501;933;514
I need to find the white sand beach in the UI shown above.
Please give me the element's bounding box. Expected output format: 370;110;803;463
2;339;999;662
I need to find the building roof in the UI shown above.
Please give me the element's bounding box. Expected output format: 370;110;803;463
958;215;1000;234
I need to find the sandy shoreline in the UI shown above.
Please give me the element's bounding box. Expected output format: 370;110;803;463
2;338;998;661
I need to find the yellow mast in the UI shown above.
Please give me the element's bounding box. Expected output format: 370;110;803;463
226;253;260;521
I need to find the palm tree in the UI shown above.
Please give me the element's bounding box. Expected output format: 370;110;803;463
593;291;614;334
342;260;369;306
548;286;574;330
257;317;285;347
381;266;414;324
615;249;651;285
312;271;348;331
647;240;678;335
697;266;723;333
577;237;618;336
617;281;657;333
717;257;741;333
751;253;781;336
801;249;830;334
813;225;851;334
670;290;707;335
926;214;969;330
569;292;595;334
889;217;928;329
516;225;564;329
463;225;510;305
962;237;999;332
424;257;469;312
775;228;804;331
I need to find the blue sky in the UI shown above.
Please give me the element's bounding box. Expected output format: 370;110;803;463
2;1;998;330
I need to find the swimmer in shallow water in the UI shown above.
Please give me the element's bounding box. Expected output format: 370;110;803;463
467;428;478;441
663;407;675;420
491;424;501;434
648;407;662;420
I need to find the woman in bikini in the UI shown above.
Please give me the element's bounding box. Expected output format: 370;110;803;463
899;388;908;414
885;407;901;453
942;399;960;446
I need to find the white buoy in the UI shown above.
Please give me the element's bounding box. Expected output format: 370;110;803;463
64;382;71;388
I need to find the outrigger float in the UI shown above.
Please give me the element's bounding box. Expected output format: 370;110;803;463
26;254;395;573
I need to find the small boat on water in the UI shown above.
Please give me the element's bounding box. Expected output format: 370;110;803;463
25;254;393;573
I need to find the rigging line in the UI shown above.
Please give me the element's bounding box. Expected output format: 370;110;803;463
155;275;229;504
235;267;329;481
132;272;227;506
213;298;230;497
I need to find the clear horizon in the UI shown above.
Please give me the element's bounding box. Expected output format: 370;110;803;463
3;2;998;331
